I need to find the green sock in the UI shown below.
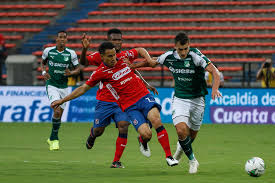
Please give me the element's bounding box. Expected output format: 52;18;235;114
50;118;61;140
178;136;195;160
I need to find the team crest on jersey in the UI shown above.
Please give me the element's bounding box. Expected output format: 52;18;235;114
133;119;138;125
64;56;69;62
184;61;190;67
95;119;99;124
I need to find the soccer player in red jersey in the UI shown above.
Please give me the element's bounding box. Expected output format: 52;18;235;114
51;42;179;167
80;28;157;167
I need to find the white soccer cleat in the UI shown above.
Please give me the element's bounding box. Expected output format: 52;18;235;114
189;159;199;174
166;156;179;167
173;141;183;161
138;137;151;157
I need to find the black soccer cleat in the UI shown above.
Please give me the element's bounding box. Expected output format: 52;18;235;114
110;161;125;168
86;135;95;149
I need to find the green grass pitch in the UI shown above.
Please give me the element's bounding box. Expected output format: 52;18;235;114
0;123;274;183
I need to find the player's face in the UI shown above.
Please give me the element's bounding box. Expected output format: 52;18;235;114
175;41;190;59
102;48;117;67
108;33;122;53
56;32;67;48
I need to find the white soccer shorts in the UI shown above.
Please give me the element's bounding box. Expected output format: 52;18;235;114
46;85;69;109
172;96;205;131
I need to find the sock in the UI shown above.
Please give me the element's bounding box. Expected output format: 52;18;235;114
50;118;61;140
156;126;172;158
113;133;128;162
178;136;195;160
138;135;149;149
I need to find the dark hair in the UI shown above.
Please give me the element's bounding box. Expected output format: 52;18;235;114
98;42;115;54
107;28;122;37
175;32;189;45
57;30;67;36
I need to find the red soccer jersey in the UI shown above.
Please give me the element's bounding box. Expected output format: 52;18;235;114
85;59;150;111
86;49;139;102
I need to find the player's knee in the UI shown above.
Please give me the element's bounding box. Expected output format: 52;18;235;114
53;107;62;118
117;121;129;134
93;127;105;137
141;131;152;142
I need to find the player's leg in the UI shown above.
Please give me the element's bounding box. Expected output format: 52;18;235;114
46;85;67;151
111;108;131;168
140;94;178;166
147;107;178;166
125;106;152;157
86;100;113;149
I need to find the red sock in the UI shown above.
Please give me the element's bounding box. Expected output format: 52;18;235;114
113;136;127;162
157;128;172;158
138;135;144;143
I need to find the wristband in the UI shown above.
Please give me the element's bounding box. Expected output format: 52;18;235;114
42;71;46;76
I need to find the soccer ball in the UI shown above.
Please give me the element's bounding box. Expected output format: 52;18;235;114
245;157;265;177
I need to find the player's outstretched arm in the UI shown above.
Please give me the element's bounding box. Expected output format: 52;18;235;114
51;84;91;109
80;33;90;66
205;63;222;100
135;48;158;67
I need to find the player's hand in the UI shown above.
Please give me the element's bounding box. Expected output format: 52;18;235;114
211;89;222;100
64;68;71;76
51;100;63;109
81;33;90;49
42;72;51;81
147;85;159;95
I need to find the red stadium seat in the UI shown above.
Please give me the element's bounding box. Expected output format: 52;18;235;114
0;4;65;9
0;12;57;17
0;28;42;32
89;9;275;16
3;35;23;40
99;1;275;7
0;20;50;24
67;34;275;40
67;26;275;32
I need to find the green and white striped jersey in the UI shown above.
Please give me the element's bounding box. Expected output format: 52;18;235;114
157;47;211;99
42;46;79;88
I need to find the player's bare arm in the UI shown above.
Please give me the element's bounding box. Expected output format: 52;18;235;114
51;84;91;109
205;63;222;100
41;58;51;80
80;33;90;66
64;65;81;76
134;70;158;95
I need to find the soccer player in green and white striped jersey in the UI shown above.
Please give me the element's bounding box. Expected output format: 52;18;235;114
41;30;80;151
131;32;222;173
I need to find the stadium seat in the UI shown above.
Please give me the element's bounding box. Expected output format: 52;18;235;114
0;4;65;9
0;12;57;17
3;35;23;40
77;17;275;24
99;1;275;7
67;26;275;32
89;9;275;16
0;20;50;24
0;28;42;32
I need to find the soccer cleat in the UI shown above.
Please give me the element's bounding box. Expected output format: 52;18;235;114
110;161;125;168
173;141;184;161
47;139;59;151
166;156;179;167
137;137;151;157
189;159;199;174
86;135;95;149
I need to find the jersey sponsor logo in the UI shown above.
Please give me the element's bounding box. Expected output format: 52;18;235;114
112;66;131;80
49;52;58;55
120;77;132;85
106;83;120;100
61;53;70;56
54;70;65;74
169;67;195;74
178;77;192;82
49;61;69;68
